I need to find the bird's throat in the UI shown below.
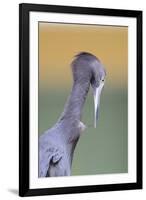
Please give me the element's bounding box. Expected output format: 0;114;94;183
59;80;90;123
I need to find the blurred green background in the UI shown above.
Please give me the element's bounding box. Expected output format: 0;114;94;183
38;23;128;175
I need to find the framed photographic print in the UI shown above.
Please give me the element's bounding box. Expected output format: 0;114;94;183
19;3;142;197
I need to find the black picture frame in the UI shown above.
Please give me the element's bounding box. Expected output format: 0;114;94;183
19;3;143;197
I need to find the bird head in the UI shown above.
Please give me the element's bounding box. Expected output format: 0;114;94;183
72;52;106;128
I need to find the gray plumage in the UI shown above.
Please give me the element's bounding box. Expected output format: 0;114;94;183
39;52;106;177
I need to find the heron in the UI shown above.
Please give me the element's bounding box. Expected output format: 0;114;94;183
39;52;106;177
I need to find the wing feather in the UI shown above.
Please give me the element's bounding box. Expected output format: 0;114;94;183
39;142;64;177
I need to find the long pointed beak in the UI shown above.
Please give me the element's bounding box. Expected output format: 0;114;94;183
93;83;104;128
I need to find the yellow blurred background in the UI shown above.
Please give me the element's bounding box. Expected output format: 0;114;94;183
39;23;128;89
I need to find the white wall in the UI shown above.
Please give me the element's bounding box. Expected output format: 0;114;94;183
0;0;145;199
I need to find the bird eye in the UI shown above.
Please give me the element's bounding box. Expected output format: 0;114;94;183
102;79;104;82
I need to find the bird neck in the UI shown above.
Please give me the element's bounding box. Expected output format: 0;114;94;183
59;80;90;122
